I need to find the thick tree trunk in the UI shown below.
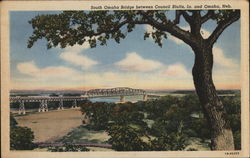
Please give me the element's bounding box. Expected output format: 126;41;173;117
191;44;235;150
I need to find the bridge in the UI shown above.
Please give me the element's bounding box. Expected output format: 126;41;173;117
10;87;147;115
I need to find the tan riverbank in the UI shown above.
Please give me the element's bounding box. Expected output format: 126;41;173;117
14;108;83;143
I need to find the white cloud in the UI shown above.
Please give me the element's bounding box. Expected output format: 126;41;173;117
145;25;236;69
64;43;90;51
213;67;240;89
60;44;98;69
144;25;154;34
17;61;79;78
161;63;191;78
213;47;238;68
17;61;39;75
60;51;98;69
14;60;239;90
114;52;163;72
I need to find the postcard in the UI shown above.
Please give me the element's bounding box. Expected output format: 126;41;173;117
1;0;249;158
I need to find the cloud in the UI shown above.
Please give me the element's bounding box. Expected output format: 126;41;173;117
17;61;79;78
144;25;154;34
145;25;237;68
59;44;98;69
161;63;191;78
213;67;240;89
16;61;39;75
213;47;238;68
114;52;163;72
14;60;239;90
60;51;98;69
64;43;90;51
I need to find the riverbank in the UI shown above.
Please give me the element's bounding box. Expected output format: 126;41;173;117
13;108;83;142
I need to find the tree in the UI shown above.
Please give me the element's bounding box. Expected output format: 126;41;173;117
80;101;115;130
10;113;18;128
27;10;240;150
10;114;36;150
107;125;150;151
10;126;35;150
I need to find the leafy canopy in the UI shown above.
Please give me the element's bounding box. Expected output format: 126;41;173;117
28;10;240;49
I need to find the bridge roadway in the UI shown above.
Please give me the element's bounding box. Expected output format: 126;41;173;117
10;87;148;115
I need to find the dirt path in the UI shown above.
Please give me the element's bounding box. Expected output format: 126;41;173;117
14;108;83;143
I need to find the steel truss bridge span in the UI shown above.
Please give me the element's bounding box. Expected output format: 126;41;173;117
10;87;147;115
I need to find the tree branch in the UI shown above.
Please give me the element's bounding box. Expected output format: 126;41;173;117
201;10;215;24
208;11;240;46
182;11;192;24
173;11;192;25
142;11;197;46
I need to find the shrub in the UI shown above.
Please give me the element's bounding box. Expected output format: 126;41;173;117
187;148;198;151
150;133;188;151
10;126;35;150
233;130;241;150
10;113;18;128
107;125;150;151
80;101;115;130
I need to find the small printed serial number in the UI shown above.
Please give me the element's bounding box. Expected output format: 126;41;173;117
225;152;240;155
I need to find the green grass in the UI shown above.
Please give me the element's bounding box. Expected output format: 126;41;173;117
55;125;110;144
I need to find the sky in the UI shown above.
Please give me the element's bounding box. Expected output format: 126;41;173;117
10;11;241;90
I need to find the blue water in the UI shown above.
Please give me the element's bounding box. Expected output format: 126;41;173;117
89;97;143;103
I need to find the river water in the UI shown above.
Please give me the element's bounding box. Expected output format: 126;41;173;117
89;96;144;103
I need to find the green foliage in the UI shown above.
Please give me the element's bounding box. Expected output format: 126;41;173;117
111;103;147;127
107;125;149;151
213;10;239;23
10;126;35;150
48;143;90;152
221;95;241;149
233;130;241;150
80;101;115;130
27;10;241;150
144;96;179;120
187;147;198;151
150;132;187;151
10;114;36;150
80;94;240;151
10;113;18;128
28;10;239;49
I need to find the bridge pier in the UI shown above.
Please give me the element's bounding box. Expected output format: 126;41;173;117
71;99;77;108
143;94;148;101
44;100;48;112
120;95;125;103
18;100;26;115
39;100;48;112
58;100;64;110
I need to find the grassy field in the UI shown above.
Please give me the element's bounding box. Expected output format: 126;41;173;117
55;125;110;144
